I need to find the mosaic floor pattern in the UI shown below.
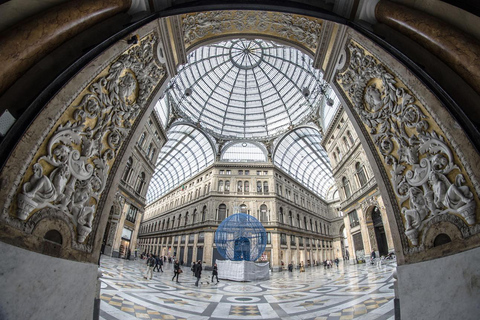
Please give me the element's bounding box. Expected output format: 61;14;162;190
100;256;395;320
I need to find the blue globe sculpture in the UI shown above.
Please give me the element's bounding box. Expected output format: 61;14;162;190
214;213;267;261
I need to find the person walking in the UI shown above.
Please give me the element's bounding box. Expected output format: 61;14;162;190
153;255;161;272
334;257;339;267
288;261;293;272
211;263;219;284
194;260;202;287
144;254;155;280
300;261;305;272
159;256;164;272
172;259;181;283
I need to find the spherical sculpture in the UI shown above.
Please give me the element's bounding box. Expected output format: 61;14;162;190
214;213;267;261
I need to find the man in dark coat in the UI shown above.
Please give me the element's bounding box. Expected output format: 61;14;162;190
194;260;202;286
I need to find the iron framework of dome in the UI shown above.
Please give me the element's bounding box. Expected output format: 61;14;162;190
168;39;328;141
214;213;267;261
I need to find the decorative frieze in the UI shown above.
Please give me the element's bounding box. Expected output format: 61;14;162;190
182;11;322;53
336;41;478;248
11;33;165;247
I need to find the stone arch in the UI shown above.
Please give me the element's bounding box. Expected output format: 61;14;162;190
0;5;480;320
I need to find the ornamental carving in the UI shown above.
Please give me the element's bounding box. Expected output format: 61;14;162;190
16;33;165;244
182;11;322;52
336;42;477;247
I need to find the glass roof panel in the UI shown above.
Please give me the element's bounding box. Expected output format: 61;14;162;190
146;124;214;204
167;39;328;140
221;142;267;162
274;127;334;199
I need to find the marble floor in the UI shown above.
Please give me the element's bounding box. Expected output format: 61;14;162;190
99;256;396;320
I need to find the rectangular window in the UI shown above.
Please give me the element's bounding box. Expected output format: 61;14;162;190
256;170;261;175
126;205;138;223
238;170;243;175
349;210;360;228
267;232;271;244
263;171;268;175
219;170;224;175
280;233;287;245
245;170;250;175
226;170;231;175
290;235;296;246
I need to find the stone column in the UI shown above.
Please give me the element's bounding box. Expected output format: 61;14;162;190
375;0;480;95
203;232;214;267
0;0;131;96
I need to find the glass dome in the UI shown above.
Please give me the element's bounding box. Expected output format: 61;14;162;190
168;39;327;140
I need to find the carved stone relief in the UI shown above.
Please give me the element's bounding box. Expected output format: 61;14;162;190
11;33;165;248
182;11;322;53
336;41;478;249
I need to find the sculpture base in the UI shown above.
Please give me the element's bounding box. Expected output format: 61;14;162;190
216;260;269;281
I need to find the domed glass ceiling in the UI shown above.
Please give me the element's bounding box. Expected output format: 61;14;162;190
274;127;334;198
168;39;327;140
146;124;215;204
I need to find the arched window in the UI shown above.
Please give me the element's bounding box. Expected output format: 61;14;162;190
279;207;284;223
185;212;188;226
225;180;230;192
123;157;133;182
336;147;342;160
297;214;301;228
343;136;350;150
304;216;308;230
257;181;262;193
347;130;354;144
218;180;224;192
202;206;206;222
356;162;368;187
310;219;313;231
263;181;269;193
218;204;226;221
138;132;146;147
343;176;351;198
289;211;293;225
244;181;250;192
260;204;268;222
136;172;146;193
333;152;337;163
147;143;153;156
177;214;182;227
240;204;247;214
192;209;197;225
315;221;318;233
150;148;156;161
162;220;165;230
237;181;243;192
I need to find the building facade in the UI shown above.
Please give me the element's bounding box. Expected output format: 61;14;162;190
323;107;395;261
102;110;166;258
138;163;338;270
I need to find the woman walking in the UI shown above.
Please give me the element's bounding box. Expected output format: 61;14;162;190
211;263;219;284
172;259;181;283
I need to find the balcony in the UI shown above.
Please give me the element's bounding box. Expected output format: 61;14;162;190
340;178;376;209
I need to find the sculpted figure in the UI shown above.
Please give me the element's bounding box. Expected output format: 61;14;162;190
430;172;473;210
23;163;56;205
365;85;383;112
70;180;95;228
402;187;428;230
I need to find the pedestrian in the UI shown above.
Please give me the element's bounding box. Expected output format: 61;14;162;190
288;261;293;272
194;260;202;286
144;254;155;280
153;255;161;272
371;250;376;265
127;249;131;260
159;256;164;272
211;263;219;283
191;261;196;276
300;261;305;272
172;259;181;283
335;257;339;267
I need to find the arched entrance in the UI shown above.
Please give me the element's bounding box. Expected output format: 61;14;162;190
371;206;388;256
